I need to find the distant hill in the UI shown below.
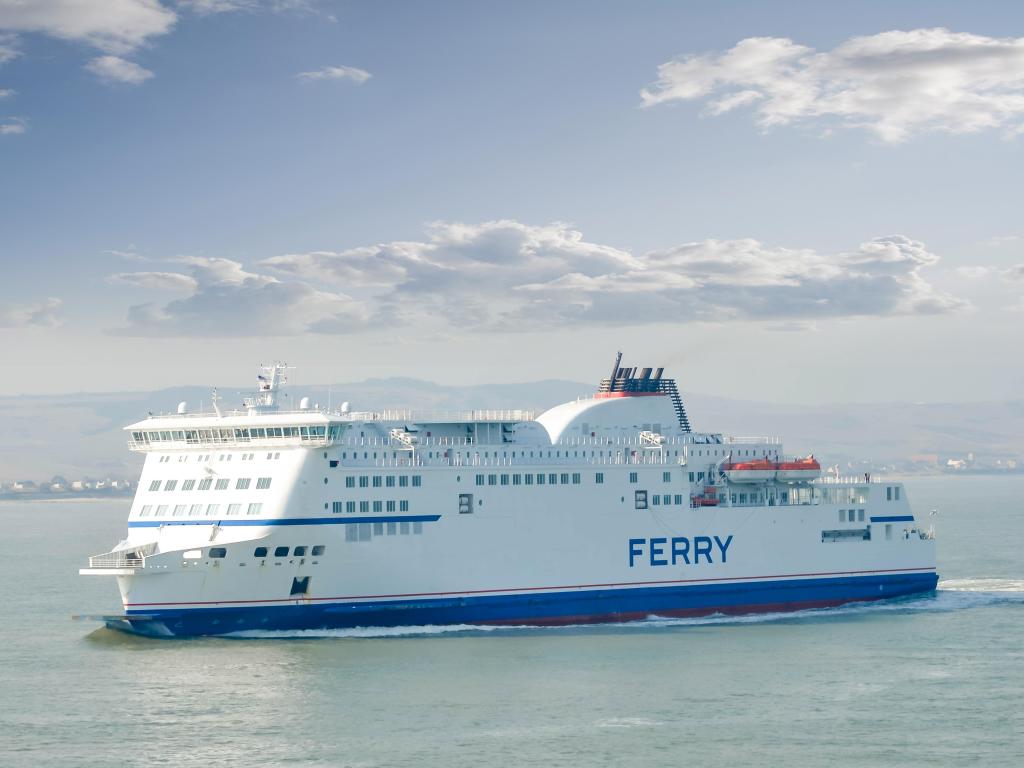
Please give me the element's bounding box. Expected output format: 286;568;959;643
1;378;1021;480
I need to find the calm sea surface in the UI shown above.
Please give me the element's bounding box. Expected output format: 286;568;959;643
0;476;1021;767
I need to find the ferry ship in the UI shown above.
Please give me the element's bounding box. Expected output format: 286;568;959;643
80;356;938;637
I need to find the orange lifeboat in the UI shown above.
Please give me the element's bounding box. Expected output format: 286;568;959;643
722;458;776;483
775;456;821;483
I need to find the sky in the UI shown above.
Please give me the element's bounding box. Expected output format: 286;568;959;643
1;0;1023;404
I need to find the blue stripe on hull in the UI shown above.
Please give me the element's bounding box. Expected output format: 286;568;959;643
113;571;939;638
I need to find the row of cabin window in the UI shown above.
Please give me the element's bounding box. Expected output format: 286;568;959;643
633;491;686;509
135;426;337;443
344;520;423;541
343;475;422;489
206;544;325;559
158;452;281;463
148;477;272;492
253;545;325;558
139;502;264;517
841;509;866;522
475;472;587;486
331;500;411;514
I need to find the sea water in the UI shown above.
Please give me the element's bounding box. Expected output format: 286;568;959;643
0;476;1021;767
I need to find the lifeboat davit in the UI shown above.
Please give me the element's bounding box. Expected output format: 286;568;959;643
722;458;776;483
775;456;821;483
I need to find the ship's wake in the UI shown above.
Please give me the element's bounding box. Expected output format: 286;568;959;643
225;578;1022;639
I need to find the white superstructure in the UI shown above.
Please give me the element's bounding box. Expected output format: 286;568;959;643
80;356;937;637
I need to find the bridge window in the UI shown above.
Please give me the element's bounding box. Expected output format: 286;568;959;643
256;477;271;489
312;545;326;556
848;510;856;522
156;504;168;515
274;546;289;557
386;500;395;512
886;486;892;501
525;474;533;485
182;479;196;491
172;504;186;516
674;494;683;505
513;474;521;485
198;478;212;491
400;476;409;487
236;478;251;490
139;505;153;517
346;501;356;513
359;476;368;488
345;477;355;488
227;504;241;515
572;473;581;485
373;476;382;487
254;547;267;557
164;480;178;492
332;501;343;514
595;472;604;484
500;474;509;486
537;474;545;485
206;504;219;515
652;495;661;506
189;504;203;516
663;471;671;482
662;494;671;505
359;501;369;513
149;480;161;491
629;472;638;484
215;479;229;490
400;500;409;512
688;472;695;482
386;475;395;487
858;509;865;521
412;475;422;487
209;548;227;558
248;503;262;515
294;546;307;556
373;501;382;513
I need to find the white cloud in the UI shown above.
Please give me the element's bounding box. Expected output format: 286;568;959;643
1004;264;1024;280
109;257;369;336
108;271;198;291
263;222;966;330
0;32;18;63
109;224;970;337
641;28;1024;142
0;87;13;98
0;297;62;328
178;1;318;14
297;65;371;84
0;0;177;55
955;266;991;279
0;115;25;134
85;55;153;84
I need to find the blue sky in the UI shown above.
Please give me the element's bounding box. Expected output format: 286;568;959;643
1;1;1023;402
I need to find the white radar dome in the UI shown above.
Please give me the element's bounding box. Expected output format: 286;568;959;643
299;396;311;410
341;401;351;414
176;401;187;414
